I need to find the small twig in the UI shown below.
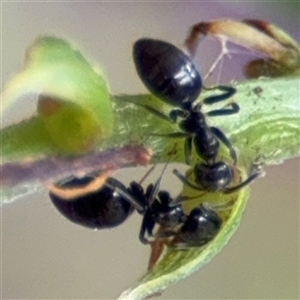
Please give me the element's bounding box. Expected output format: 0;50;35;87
1;145;151;187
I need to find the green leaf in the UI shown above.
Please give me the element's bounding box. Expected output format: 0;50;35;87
1;36;299;299
1;116;58;160
1;77;299;201
118;185;249;300
111;77;300;167
2;36;114;157
113;77;300;300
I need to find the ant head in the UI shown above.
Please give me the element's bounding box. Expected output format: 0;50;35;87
172;204;222;248
194;161;232;192
133;38;202;109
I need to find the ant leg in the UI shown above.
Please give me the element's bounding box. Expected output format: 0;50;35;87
105;180;144;212
139;217;148;244
149;132;186;138
139;214;155;244
184;137;193;165
202;86;236;105
172;169;204;191
206;102;240;117
210;126;237;165
169;108;188;123
224;172;260;194
158;190;173;207
134;104;185;124
169;192;205;207
145;163;169;207
138;104;172;123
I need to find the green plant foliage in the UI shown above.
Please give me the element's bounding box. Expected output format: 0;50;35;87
1;36;299;300
118;185;249;300
114;77;300;300
1;116;58;159
2;36;114;157
111;77;300;168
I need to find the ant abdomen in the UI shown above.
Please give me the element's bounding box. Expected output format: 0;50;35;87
49;176;134;229
133;38;202;108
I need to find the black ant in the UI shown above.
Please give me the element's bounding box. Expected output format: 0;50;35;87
172;161;261;198
133;38;239;165
49;165;222;249
139;189;222;249
133;38;262;195
49;171;136;229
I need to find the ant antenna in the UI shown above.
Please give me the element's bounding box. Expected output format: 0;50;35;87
104;180;144;212
146;162;169;207
103;162;170;212
145;143;179;205
172;169;203;191
169;193;204;207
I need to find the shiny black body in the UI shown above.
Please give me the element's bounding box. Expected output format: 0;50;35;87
194;162;232;192
173;161;261;195
134;38;260;195
171;204;221;249
49;173;222;248
133;39;202;108
49;176;134;229
140;186;222;248
133;38;238;165
178;109;220;163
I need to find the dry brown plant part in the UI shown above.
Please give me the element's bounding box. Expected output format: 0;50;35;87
184;19;300;78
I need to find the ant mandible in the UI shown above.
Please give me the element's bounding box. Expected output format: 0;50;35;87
133;38;239;165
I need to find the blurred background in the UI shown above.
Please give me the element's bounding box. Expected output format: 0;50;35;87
1;2;299;299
